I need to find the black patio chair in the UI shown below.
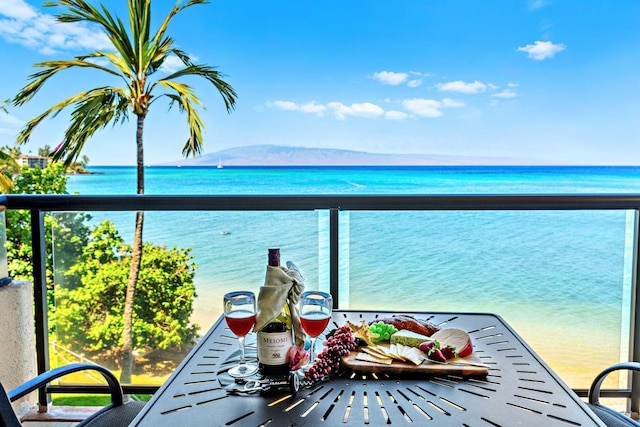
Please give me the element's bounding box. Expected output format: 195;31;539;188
0;363;145;427
587;362;640;427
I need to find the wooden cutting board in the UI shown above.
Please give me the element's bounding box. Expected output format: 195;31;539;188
341;350;489;377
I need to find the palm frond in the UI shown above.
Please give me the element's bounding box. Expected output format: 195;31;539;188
45;0;136;71
147;38;175;74
152;0;208;51
16;87;128;148
13;59;121;106
53;89;130;166
142;0;207;76
0;172;13;194
89;51;135;80
159;82;205;158
160;64;237;112
128;0;151;73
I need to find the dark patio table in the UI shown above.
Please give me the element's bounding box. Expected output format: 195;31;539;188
130;310;605;426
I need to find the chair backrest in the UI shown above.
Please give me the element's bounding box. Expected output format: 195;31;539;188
0;382;21;427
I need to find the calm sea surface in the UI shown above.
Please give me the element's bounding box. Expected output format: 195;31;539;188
66;165;640;387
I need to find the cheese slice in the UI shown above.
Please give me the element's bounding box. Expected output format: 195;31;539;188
390;330;434;348
356;351;393;365
375;344;392;357
404;347;426;365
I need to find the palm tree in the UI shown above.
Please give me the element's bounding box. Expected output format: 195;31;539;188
12;0;237;383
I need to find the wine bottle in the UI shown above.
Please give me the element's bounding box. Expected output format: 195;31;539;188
257;248;294;375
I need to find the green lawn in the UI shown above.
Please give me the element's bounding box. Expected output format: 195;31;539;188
52;394;152;406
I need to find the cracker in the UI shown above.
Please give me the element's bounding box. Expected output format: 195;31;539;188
356;351;393;365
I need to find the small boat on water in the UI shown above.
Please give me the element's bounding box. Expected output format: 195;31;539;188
217;159;223;169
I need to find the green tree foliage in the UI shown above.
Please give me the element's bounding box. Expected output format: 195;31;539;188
6;163;91;330
57;220;198;354
6;163;81;281
38;145;52;157
5;162;198;359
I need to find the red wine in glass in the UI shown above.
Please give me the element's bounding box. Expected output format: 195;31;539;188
224;291;258;378
225;310;256;337
299;291;333;370
300;312;331;338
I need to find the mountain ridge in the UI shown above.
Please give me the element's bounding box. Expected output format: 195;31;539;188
156;144;549;166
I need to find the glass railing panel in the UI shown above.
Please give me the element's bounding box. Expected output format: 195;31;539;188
51;210;323;386
341;209;632;390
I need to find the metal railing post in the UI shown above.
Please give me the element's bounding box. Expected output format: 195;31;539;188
631;209;640;416
31;209;50;409
330;208;339;309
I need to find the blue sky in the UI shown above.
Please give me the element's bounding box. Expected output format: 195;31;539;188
0;0;639;165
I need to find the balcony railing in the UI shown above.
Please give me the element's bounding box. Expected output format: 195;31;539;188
2;193;640;411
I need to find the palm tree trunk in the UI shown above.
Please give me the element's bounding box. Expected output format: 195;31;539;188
120;113;146;384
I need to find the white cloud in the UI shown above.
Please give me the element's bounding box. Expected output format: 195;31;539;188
407;79;422;88
493;89;518;99
266;97;465;121
160;56;185;73
442;98;465;108
372;71;409;86
0;0;111;54
517;40;565;60
402;99;443;118
0;0;37;20
507;83;519;87
299;102;326;115
266;100;326;116
385;111;411;121
327;102;384;120
269;100;301;111
437;80;487;94
410;71;434;78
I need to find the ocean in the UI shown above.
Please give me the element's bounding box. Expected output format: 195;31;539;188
66;165;640;388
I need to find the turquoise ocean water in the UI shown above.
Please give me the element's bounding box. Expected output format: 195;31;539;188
66;165;640;387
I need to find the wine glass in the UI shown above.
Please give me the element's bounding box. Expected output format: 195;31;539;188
299;291;333;368
224;291;258;378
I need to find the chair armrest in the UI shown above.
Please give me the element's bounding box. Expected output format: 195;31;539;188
589;362;640;405
7;363;123;407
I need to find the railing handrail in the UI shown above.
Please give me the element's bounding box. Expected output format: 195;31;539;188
5;193;640;211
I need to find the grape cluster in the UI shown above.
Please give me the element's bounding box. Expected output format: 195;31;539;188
304;324;357;381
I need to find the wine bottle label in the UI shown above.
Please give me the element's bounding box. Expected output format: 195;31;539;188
257;330;293;365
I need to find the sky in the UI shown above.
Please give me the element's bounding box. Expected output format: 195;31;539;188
0;0;639;166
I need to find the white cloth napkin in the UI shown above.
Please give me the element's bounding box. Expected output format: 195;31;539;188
254;261;306;347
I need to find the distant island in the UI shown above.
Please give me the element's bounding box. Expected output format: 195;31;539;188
157;144;547;166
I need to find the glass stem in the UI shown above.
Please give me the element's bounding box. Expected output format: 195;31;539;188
238;336;246;365
310;337;317;364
